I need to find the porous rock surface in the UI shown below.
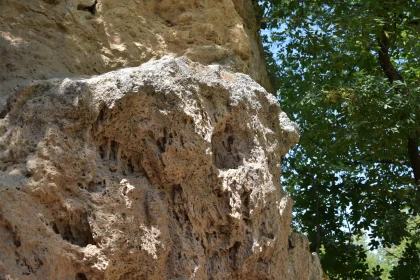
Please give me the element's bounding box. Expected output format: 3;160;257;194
0;0;324;278
0;0;271;112
0;57;322;279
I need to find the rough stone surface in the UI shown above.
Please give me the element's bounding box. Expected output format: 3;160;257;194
0;57;322;279
0;0;324;278
0;0;271;112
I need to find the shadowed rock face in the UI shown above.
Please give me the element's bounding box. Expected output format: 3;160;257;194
0;0;271;111
0;57;321;279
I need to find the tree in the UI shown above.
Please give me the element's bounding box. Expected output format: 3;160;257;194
260;0;420;279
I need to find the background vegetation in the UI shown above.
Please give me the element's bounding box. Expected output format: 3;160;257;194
260;0;420;278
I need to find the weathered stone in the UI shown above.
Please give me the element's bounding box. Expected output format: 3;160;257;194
0;0;271;112
0;0;323;278
0;57;321;279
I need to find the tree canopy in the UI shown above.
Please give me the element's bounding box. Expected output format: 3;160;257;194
260;0;420;279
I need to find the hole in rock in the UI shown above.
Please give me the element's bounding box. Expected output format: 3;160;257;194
227;136;234;153
229;241;241;267
127;159;134;173
42;0;60;4
13;236;21;248
110;140;119;161
52;223;59;234
211;123;252;170
171;184;182;204
98;145;106;159
288;238;295;249
77;0;97;15
86;180;105;193
53;209;96;247
174;211;180;222
75;272;88;280
0;108;7;119
241;190;251;218
97;105;106;124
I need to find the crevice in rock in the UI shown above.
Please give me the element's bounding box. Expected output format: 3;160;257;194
120;150;146;176
288;238;295;250
98;145;106;160
165;20;173;27
213;188;231;217
15;250;43;275
12;233;21;248
156;132;167;154
171;184;183;204
91;104;107;139
260;221;274;240
0;108;8;119
75;272;88;280
96;136;148;176
52;208;96;247
229;241;241;268
240;190;251;219
126;158;135;174
0;215;21;248
85;179;106;193
42;0;61;5
77;0;97;15
226;135;234;153
212;122;253;170
109;140;119;161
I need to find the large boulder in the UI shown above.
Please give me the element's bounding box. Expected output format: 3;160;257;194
0;57;322;279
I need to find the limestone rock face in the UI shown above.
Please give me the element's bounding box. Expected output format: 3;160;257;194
0;0;324;278
0;0;271;111
0;57;321;279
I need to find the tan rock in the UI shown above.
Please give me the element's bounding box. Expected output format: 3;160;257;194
0;57;321;279
0;0;271;111
0;0;323;278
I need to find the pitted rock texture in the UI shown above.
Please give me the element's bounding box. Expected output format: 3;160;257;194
0;57;321;279
0;0;271;112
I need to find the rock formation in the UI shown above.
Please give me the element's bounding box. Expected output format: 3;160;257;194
0;1;323;279
0;0;271;110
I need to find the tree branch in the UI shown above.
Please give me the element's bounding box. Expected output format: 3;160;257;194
407;132;420;184
385;249;402;260
344;56;363;83
377;25;420;185
377;28;404;83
